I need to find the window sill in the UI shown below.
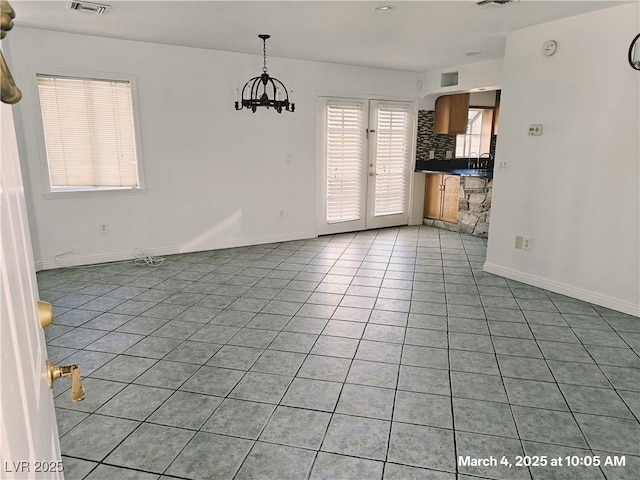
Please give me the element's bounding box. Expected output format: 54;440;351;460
42;187;148;200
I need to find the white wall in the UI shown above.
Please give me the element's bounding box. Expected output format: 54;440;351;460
485;3;640;316
6;28;420;269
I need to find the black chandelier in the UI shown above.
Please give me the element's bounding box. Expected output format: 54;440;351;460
235;34;295;113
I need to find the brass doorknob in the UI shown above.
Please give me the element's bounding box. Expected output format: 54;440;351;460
37;300;54;329
45;360;85;402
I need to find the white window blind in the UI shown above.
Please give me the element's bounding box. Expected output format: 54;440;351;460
374;104;409;216
326;102;364;223
36;75;139;191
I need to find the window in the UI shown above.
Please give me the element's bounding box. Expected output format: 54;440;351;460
455;108;493;158
36;74;141;192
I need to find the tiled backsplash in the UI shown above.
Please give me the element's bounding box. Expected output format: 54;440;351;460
415;110;497;162
415;110;456;161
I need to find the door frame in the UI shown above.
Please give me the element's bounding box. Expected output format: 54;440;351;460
314;92;418;237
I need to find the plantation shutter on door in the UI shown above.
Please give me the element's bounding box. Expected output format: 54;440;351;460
36;75;139;190
373;104;410;216
325;102;365;223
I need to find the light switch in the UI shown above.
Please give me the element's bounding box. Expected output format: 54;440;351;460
528;124;543;136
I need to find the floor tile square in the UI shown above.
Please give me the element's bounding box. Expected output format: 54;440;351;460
384;463;454;479
363;324;406;344
180;365;244;396
310;452;383;480
397;365;451;396
401;345;449;369
369;310;409;327
229;371;292;404
133;359;199;389
511;405;588;448
311;335;359;358
123;336;182;359
560;384;634;418
449;332;493;354
251;350;306;376
394;390;452;429
336;384;395;420
503;377;568;411
147;390;222;429
96;384;172;420
547;360;612;388
523;442;605;480
450;371;508;403
449;350;500;376
105;423;194;473
322;414;390;461
202;398;275;439
207;345;263;370
60;414;139;462
91;355;157;382
268;331;318;353
260;406;331;449
456;431;528;480
166;432;253;480
281;378;343;412
600;365;640;391
298;354;351;382
164;340;222;364
228;327;279;348
284;316;328;334
346;359;399;388
498;355;554;382
322;320;366;339
234;442;316;480
387;422;455;472
454;397;518;438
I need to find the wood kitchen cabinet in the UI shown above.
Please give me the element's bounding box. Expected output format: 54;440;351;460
424;174;460;224
434;93;469;135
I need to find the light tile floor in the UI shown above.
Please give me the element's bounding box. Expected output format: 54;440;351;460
40;226;640;480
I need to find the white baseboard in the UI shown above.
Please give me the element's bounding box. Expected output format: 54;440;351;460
37;230;317;271
483;262;640;318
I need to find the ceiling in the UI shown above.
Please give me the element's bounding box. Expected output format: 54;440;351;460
11;0;625;72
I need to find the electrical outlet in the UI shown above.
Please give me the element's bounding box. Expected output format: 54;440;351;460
100;223;109;234
429;150;435;160
445;150;453;159
279;210;285;219
497;161;508;171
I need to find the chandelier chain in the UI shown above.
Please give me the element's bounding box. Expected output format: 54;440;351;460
262;37;268;73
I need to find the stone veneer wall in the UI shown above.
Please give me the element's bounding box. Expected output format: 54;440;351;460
458;176;492;237
423;176;492;238
416;110;456;161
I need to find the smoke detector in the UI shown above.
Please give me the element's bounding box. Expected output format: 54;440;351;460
66;1;111;15
476;0;517;6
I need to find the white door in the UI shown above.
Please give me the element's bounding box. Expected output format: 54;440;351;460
318;98;414;235
0;101;63;477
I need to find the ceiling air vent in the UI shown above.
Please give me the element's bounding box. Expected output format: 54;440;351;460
66;1;111;15
476;0;516;6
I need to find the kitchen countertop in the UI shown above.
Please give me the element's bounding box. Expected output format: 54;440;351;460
415;159;494;178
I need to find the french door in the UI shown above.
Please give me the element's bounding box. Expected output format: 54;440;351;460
317;97;415;235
